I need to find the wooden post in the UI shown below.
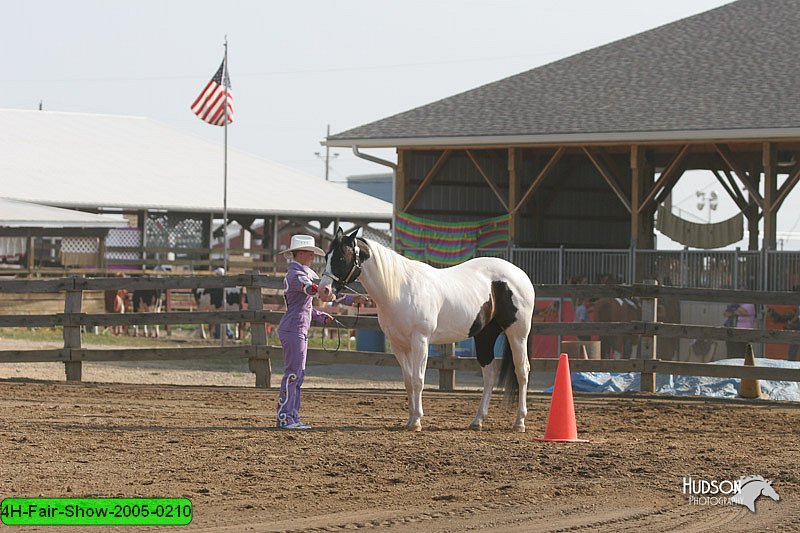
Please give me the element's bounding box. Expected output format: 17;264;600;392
247;272;271;388
639;279;658;393
395;149;406;214
98;234;107;272
508;148;519;242
272;215;279;275
63;284;83;382
763;142;777;250
25;233;34;276
438;343;456;391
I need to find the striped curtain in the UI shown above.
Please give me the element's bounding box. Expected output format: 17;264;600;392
395;211;510;265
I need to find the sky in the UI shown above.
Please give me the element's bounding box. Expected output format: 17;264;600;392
7;0;797;250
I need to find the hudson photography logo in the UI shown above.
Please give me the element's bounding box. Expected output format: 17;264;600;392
682;475;780;512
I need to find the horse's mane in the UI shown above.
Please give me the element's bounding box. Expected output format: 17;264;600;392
362;238;421;302
739;475;769;486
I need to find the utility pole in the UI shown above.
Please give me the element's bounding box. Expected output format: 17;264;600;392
315;124;339;181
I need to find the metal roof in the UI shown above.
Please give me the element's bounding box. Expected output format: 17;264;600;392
0;109;392;220
328;0;800;148
0;197;128;229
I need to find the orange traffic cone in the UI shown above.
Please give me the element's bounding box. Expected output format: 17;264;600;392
738;344;763;399
534;353;590;442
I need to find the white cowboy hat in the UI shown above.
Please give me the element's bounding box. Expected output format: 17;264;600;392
283;234;325;256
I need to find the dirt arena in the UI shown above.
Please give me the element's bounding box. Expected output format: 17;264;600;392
2;375;799;532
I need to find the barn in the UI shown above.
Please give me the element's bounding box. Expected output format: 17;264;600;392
327;0;800;262
0;109;392;275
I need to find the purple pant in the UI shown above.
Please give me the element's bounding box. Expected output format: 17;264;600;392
276;330;307;427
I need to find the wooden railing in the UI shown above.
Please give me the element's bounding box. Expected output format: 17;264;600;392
2;276;800;392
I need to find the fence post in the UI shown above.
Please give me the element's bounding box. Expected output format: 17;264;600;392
63;282;83;382
247;273;271;388
438;343;456;391
639;279;658;393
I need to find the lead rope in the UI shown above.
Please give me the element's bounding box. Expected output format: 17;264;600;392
321;299;362;353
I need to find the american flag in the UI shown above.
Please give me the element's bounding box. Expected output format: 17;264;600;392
191;59;234;126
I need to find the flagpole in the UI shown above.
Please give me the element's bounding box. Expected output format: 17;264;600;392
222;37;229;275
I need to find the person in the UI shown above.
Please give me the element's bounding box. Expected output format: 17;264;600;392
786;310;800;362
277;234;369;430
574;297;592;341
212;267;235;340
723;303;756;358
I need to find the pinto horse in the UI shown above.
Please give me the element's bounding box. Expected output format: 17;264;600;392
317;227;535;432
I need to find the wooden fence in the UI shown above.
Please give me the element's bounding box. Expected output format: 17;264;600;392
2;275;800;393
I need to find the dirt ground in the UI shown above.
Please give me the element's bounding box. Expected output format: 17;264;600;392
1;335;800;531
2;374;799;532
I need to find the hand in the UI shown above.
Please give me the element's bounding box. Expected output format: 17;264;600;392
323;313;334;324
352;295;371;306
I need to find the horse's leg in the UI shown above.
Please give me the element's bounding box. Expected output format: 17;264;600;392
470;319;502;430
507;322;531;433
389;343;415;429
406;333;429;432
470;359;497;431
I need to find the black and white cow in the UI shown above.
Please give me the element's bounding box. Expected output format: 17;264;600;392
193;287;246;340
130;289;163;338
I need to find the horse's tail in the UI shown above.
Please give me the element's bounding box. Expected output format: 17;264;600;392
497;332;529;406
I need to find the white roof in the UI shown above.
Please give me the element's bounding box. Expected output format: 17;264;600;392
0;197;128;229
0;109;392;220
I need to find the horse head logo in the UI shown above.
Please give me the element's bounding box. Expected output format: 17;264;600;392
730;475;780;513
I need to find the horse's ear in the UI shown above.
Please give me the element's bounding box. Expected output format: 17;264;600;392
347;226;361;239
334;227;344;240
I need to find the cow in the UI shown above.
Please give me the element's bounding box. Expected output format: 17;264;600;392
193;286;246;340
130;289;163;338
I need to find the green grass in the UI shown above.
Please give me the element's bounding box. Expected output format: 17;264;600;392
1;325;380;351
0;327;173;347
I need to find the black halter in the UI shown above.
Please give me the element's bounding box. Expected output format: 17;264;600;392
328;238;362;290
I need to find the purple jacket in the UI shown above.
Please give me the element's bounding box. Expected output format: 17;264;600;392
279;262;329;335
278;262;361;335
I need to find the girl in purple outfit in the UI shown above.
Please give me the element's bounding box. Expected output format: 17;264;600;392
277;235;368;429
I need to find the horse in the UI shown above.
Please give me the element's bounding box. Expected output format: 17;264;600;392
103;275;129;336
730;475;780;512
317;227;535;432
592;297;641;358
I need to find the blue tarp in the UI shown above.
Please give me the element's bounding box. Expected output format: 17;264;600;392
546;358;800;401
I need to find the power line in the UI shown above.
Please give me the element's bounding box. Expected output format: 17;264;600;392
0;50;565;84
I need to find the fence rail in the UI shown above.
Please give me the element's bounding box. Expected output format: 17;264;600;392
2;276;800;392
400;246;800;292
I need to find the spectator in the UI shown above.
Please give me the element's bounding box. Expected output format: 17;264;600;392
785;308;800;362
724;303;756;358
574;297;592;342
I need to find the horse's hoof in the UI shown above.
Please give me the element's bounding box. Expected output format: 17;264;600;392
469;421;483;431
513;424;526;433
406;422;422;432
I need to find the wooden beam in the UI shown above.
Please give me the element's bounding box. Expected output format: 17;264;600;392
763;142;777;249
508;148;519;241
403;149;452;212
772;159;800;212
630;145;644;246
513;147;565;215
715;144;764;209
395;148;406;212
582;147;632;213
639;144;690;214
466;150;509;211
712;169;748;210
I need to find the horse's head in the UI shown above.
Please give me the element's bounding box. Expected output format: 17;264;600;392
762;481;780;501
318;226;364;302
